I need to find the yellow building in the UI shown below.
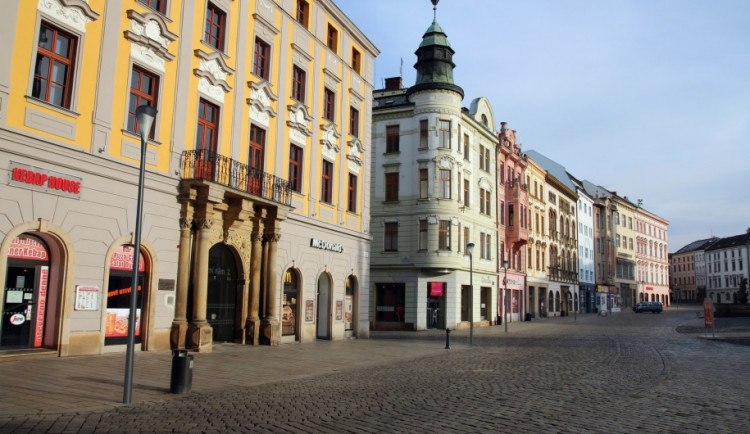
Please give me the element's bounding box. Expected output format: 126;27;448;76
0;0;376;357
611;194;637;307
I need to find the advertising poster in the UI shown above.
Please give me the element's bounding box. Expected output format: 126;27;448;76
344;294;353;330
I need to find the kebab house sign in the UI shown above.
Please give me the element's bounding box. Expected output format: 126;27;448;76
8;161;82;199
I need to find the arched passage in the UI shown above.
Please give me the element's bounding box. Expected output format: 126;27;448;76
206;243;239;343
316;273;332;340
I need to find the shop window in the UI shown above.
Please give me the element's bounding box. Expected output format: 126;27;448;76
105;246;147;346
127;66;159;139
32;21;77;109
282;269;299;337
2;235;51;349
375;283;405;322
344;276;355;331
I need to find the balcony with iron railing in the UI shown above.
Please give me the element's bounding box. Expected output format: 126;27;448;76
181;150;292;206
547;266;579;284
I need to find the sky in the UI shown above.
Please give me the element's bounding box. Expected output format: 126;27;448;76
336;0;750;252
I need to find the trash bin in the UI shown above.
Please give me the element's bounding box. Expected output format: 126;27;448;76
525;313;531;322
170;350;193;394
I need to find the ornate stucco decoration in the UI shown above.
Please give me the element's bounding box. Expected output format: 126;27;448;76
224;229;251;272
125;10;178;72
478;176;493;192
435;154;456;170
247;80;277;128
286;102;312;145
194;50;234;104
346;138;365;171
38;0;100;33
320;122;340;161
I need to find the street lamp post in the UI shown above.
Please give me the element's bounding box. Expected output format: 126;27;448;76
502;260;509;333
467;243;475;345
123;105;157;405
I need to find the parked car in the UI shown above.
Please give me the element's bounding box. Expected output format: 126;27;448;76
633;302;663;313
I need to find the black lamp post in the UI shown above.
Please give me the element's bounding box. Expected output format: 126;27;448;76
467;242;474;345
502;260;508;333
123;104;157;405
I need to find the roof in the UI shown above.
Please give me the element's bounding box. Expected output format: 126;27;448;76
705;233;750;252
525;150;578;193
674;238;719;254
581;179;612;200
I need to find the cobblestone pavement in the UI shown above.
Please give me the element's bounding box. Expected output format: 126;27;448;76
1;308;749;433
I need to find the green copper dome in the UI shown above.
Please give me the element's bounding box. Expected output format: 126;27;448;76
410;17;464;98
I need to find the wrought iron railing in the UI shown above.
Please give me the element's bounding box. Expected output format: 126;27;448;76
181;150;292;206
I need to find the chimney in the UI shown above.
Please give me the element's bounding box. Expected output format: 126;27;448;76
384;77;402;90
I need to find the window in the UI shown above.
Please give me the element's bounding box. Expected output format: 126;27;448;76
253;38;270;79
439;120;451;148
480;233;486;259
296;0;309;28
480;188;491;215
386;125;399;153
351;48;361;74
348;174;357;213
289;145;303;193
419;119;428;148
385;172;399;202
196;99;219;154
419;169;428;199
248;125;266;194
419;219;428;250
463;179;470;207
439;220;451;251
324;88;335;121
463;134;470;160
137;0;166;14
463;227;470;253
321;160;333;203
127;67;159;139
508;204;514;225
384;222;398;252
326;24;339;53
32;22;77;109
500;200;505;224
480;145;487;170
439;169;451;199
292;66;306;103
482;234;491;260
349;107;359;137
204;3;226;51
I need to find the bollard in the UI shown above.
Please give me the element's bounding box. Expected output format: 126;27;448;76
445;328;451;349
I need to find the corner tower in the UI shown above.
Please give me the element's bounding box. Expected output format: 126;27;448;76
407;0;464;99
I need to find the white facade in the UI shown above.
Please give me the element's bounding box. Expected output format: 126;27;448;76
706;237;750;304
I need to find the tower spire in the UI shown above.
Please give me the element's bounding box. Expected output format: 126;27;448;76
432;0;439;20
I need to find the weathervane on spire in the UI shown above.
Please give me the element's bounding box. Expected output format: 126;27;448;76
431;0;439;19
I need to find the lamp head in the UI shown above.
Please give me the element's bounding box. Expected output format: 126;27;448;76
503;260;509;269
466;242;475;257
135;105;158;141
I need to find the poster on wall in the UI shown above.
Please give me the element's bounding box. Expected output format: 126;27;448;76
335;300;343;321
305;300;314;322
74;285;99;311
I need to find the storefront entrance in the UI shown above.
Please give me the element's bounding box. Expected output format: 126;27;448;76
426;282;445;329
1;235;51;349
207;244;238;343
105;245;148;346
316;273;331;339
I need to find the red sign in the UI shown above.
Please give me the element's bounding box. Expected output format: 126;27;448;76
9;162;82;198
110;246;146;272
430;282;444;297
34;266;48;347
8;236;49;261
704;299;713;328
646;286;654;291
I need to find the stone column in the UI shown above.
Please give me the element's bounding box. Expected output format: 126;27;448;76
170;216;192;349
187;217;214;352
245;230;264;345
261;230;281;346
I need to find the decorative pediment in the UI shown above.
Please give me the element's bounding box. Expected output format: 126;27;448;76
194;50;234;103
248;80;277;127
435;154;456;169
125;10;177;59
478;176;493;191
287;102;313;140
320;122;341;160
346;138;365;168
38;0;100;33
